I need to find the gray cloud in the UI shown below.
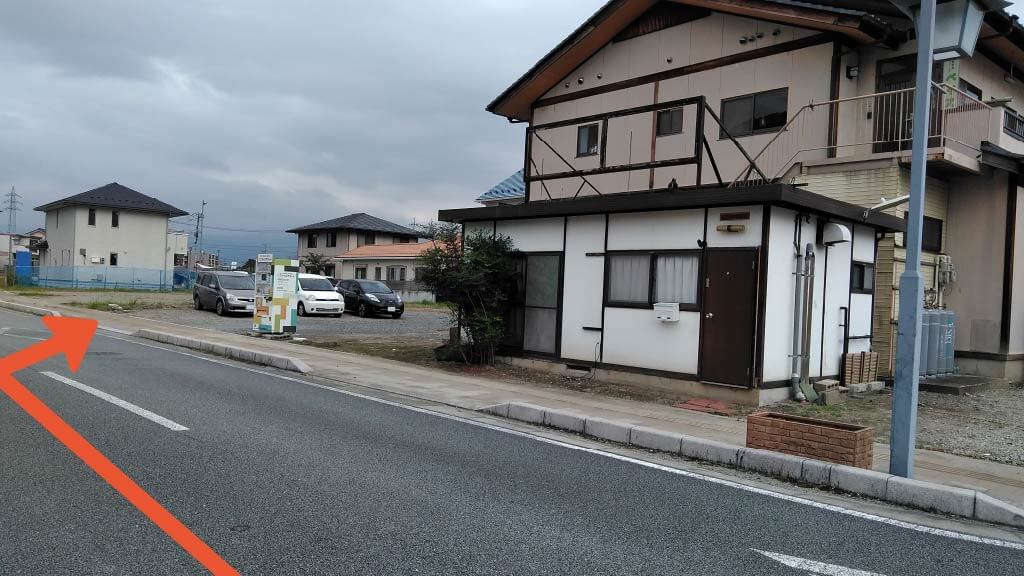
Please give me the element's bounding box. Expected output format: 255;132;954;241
0;0;599;261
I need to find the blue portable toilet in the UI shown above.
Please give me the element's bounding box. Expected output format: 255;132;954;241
14;249;32;285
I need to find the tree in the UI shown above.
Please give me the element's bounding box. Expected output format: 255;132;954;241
301;252;329;275
417;222;520;365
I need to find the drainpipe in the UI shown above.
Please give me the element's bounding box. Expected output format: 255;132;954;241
800;243;816;389
790;216;806;401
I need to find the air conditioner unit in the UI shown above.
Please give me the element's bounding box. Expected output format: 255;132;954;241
654;302;680;322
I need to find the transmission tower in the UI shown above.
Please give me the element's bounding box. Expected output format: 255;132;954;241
3;186;22;269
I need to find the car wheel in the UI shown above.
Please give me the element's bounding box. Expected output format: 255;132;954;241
215;299;226;316
358;303;368;318
193;295;202;310
297;302;306;316
391;313;402;319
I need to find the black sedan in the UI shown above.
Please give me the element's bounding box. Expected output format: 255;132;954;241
336;279;404;318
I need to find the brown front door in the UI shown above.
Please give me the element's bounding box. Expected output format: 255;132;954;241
700;249;758;387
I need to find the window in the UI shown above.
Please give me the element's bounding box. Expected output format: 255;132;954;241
576;123;599;157
606;252;700;309
656;108;684;136
851;263;875;294
326;232;337;248
958;79;982;101
355;267;367;279
358;233;376;247
607;254;651;305
720;88;788;138
397;236;412;244
903;213;943;252
88;208;96;226
307;233;318;248
109;252;118;266
111;210;119;228
387;266;407;282
374;267;382;280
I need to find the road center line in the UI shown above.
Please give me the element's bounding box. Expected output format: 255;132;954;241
40;371;189;432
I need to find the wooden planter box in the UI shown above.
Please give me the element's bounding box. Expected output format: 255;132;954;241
746;412;874;469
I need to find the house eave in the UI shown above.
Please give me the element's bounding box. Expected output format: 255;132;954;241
438;183;904;232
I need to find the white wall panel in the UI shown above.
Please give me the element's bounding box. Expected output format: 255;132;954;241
607;210;704;251
496;218;565;252
706;206;763;247
602;308;700;374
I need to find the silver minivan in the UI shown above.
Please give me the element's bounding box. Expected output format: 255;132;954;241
193;270;256;316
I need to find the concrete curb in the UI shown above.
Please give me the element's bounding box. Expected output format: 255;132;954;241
135;329;313;374
482;401;1024;530
0;299;62;318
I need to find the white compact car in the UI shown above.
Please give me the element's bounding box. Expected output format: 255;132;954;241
296;273;345;317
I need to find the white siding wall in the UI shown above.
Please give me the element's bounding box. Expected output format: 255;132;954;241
560;215;606;362
41;208;75;266
496;218;565;252
70;207;171;271
602;209;706;374
763;208;867;383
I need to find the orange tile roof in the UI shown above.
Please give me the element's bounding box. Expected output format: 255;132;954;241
336;241;440;259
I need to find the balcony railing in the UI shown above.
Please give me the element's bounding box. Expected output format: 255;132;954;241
730;82;993;186
1004;107;1024;142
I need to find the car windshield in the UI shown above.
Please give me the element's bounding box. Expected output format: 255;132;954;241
357;280;392;294
300;277;334;291
218;275;254;290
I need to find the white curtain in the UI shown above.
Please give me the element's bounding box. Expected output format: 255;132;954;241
608;254;650;303
655;254;698;304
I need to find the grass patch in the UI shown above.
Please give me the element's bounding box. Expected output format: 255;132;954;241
296;339;436;364
405;300;448;311
65;299;174;312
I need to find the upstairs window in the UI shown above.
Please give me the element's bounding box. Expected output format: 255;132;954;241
958;79;982;101
656;108;684;136
111;210;119;228
88;208;96;226
326;232;337;248
902;213;943;253
307;233;318;248
576;123;599;157
851;263;875;294
357;233;376;247
720;88;788;138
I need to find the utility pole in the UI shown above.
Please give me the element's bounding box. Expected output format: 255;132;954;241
890;0;935;479
192;200;206;268
3;186;22;272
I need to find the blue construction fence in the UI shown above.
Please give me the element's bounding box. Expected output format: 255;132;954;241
14;265;198;291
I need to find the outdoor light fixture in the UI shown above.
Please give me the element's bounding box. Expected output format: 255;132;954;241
846;65;860;79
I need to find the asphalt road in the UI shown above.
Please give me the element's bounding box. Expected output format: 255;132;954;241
0;309;1021;575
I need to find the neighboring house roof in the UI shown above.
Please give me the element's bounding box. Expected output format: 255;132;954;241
286;212;420;236
34;182;188;217
476;170;525;204
336;241;441;260
487;0;1024;121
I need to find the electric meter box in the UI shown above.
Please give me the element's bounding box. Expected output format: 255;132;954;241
653;302;680;322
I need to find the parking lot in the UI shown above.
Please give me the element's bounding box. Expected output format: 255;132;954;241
131;305;450;342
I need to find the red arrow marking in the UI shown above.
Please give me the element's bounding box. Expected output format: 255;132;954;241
0;317;239;575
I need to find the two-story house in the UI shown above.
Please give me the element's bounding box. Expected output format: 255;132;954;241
439;0;1024;403
286;213;420;278
35;182;188;289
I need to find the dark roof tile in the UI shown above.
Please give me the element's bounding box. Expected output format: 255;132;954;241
286;212;419;236
34;182;188;217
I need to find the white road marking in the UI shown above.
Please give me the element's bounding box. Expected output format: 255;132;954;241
753;549;886;575
40;371;189;432
95;332;1024;551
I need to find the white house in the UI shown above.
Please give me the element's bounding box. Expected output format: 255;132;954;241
35;182;188;289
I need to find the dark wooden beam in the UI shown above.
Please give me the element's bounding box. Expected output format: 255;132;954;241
533;33;834;109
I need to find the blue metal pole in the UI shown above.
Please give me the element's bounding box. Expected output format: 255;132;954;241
891;0;935;479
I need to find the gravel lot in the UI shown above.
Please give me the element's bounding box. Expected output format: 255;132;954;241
775;385;1024;467
130;306;451;342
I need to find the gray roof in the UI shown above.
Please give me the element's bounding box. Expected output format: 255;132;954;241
34;182;188;217
286;212;419;236
476;170;525;204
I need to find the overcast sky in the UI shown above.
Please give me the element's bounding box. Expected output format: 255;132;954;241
3;1;1024;262
0;0;598;261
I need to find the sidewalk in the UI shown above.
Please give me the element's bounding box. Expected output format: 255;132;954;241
4;294;1023;509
